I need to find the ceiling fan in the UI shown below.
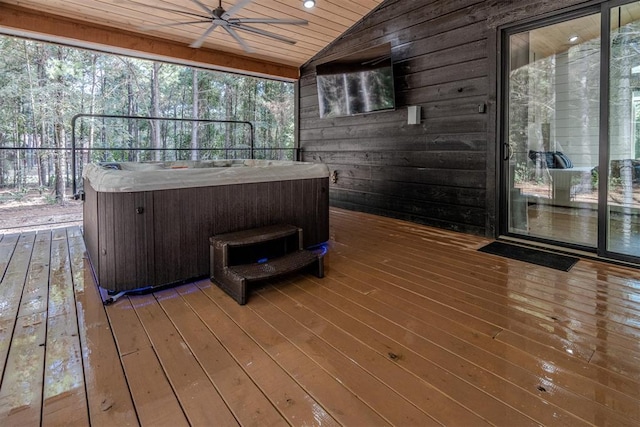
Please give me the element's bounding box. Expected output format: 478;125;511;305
136;0;309;52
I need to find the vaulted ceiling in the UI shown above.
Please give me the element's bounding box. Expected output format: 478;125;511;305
0;0;384;80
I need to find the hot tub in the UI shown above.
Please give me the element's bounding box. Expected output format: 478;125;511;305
82;160;329;292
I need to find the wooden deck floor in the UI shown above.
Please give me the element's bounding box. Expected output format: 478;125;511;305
1;207;639;426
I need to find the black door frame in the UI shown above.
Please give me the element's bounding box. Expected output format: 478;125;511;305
496;0;640;266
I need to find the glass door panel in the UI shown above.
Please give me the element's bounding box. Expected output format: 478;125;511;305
506;14;601;247
607;3;640;258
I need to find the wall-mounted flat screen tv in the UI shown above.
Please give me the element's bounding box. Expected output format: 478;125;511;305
316;43;395;118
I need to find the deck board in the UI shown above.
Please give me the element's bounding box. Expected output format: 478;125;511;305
42;229;88;426
121;346;189;427
196;280;390;426
0;233;20;282
248;287;441;426
177;282;340;427
321;273;640;420
0;208;639;426
0;232;48;424
258;279;489;426
156;287;288;427
0;233;36;323
67;229;138;426
131;292;239;426
265;277;547;426
0;311;46;425
282;276;631;426
108;284;186;427
17;231;51;318
331;220;640;356
0;231;46;425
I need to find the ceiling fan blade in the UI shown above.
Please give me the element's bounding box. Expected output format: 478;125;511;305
190;23;220;48
222;0;254;19
230;23;297;45
223;26;254;53
189;0;214;15
139;20;212;31
229;18;308;25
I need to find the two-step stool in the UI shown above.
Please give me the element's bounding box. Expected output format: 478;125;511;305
210;224;324;305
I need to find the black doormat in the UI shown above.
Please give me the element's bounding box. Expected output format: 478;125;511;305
478;241;579;272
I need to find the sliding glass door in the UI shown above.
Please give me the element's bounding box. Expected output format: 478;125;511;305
505;11;601;247
503;1;640;263
606;2;640;259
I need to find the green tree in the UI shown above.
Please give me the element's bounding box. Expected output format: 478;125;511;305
0;35;295;202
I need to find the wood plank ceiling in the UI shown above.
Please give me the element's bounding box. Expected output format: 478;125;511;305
0;0;384;79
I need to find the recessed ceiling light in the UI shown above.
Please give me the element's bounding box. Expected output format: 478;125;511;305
303;0;315;9
569;35;579;43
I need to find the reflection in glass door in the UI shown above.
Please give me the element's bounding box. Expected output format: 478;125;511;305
607;3;640;259
505;13;601;248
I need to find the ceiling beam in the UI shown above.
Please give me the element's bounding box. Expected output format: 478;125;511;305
0;3;299;81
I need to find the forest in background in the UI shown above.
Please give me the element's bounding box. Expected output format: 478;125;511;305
0;35;295;203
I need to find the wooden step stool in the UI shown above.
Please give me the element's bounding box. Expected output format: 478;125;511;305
210;224;324;305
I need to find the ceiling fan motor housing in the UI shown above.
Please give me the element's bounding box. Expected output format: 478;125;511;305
213;6;225;19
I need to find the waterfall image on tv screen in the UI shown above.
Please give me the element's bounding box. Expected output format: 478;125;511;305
316;44;395;118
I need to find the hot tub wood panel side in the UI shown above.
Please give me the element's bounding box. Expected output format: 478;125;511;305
314;178;329;247
153;186;218;287
300;177;330;247
152;178;329;288
117;192;155;288
98;191;155;290
83;183;155;291
83;182;100;278
83;177;329;292
97;192;116;288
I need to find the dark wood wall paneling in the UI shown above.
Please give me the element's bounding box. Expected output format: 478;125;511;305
299;0;593;236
